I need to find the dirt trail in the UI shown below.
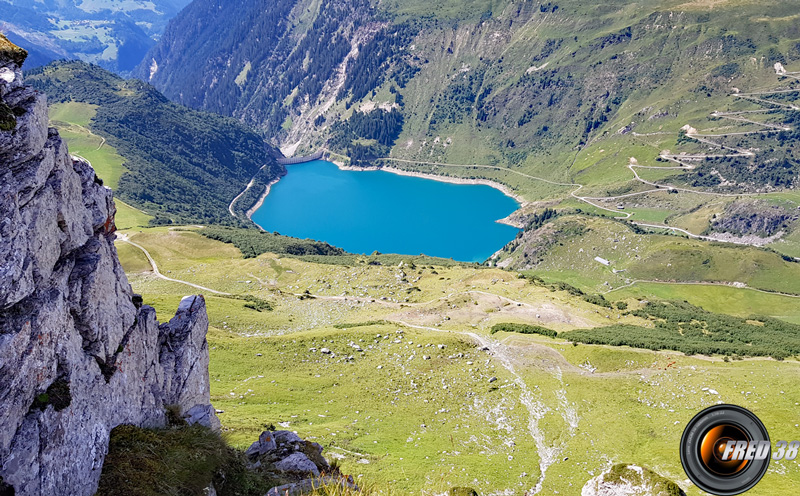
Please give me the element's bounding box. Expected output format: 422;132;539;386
605;278;800;299
117;234;231;295
228;178;256;218
229;164;281;219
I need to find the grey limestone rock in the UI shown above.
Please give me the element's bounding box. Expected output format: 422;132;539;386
273;453;320;477
246;430;278;459
274;430;303;446
246;429;333;488
0;41;218;496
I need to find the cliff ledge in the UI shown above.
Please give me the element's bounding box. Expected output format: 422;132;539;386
0;34;218;496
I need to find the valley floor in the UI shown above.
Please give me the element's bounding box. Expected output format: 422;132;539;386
116;227;800;495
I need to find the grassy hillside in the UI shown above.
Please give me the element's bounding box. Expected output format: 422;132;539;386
496;214;800;294
611;282;800;324
47;101;154;229
28;61;283;226
48;102;125;187
115;225;800;495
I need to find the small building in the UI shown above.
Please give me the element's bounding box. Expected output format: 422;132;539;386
594;256;611;266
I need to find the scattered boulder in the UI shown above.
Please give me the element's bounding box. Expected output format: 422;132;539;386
246;430;333;489
245;430;277;458
581;464;685;496
301;441;328;469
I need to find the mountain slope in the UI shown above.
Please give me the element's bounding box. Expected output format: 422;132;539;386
137;0;375;149
137;0;799;164
136;0;800;265
27;61;283;226
115;224;800;495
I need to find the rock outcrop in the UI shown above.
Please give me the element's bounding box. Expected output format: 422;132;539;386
246;430;356;496
581;464;686;496
0;35;218;496
247;430;330;477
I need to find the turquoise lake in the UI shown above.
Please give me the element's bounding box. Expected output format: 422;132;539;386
251;160;520;262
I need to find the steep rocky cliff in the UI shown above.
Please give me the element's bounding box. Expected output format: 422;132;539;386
136;0;376;156
0;35;218;495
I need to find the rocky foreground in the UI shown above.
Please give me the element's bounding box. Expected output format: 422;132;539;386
0;34;358;496
0;35;217;495
245;430;357;496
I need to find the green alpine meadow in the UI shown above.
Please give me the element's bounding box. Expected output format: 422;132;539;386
3;0;800;494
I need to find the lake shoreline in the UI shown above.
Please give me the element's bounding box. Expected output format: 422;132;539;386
329;160;526;205
249;157;521;260
250;157;526;231
330;160;526;229
246;177;281;223
380;166;527;228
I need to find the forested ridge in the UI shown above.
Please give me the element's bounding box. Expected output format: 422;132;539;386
563;300;800;360
329;108;405;166
27;61;282;226
200;226;347;259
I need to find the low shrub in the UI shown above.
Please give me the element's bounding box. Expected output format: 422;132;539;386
490;323;557;338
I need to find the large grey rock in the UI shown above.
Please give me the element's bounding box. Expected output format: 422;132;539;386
245;429;335;490
0;46;218;496
273;453;320;477
273;430;303;447
246;430;278;459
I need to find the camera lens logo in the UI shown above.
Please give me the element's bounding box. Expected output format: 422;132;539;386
680;405;771;495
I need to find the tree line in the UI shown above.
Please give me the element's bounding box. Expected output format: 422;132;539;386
563;300;800;360
27;61;280;226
